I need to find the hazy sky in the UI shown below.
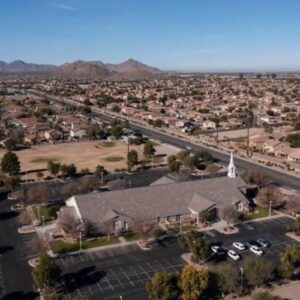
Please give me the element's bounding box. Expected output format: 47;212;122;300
1;0;300;71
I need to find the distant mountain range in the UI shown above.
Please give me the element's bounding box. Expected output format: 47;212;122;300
0;59;162;79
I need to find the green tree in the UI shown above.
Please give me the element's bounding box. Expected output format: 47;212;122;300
144;141;156;158
280;243;300;278
178;231;210;262
180;264;209;300
4;137;17;151
47;161;61;177
242;256;275;288
32;253;61;290
1;151;20;175
3;175;20;191
94;165;107;177
60;164;77;178
146;272;181;300
194;151;213;162
127;149;138;170
167;155;181;172
111;125;123;139
213;263;240;296
176;150;190;162
294;120;300;131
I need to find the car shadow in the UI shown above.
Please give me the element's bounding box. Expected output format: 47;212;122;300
61;266;106;293
0;211;19;220
0;246;14;254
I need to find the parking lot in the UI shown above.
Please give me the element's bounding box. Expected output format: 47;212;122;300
57;242;184;300
58;216;298;300
203;216;297;264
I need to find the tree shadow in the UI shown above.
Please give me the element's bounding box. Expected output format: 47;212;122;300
61;266;106;293
0;211;19;220
0;246;14;254
1;291;38;300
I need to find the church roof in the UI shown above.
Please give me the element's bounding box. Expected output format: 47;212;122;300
68;176;249;229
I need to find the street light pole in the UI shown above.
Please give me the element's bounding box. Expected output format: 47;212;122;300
79;231;82;251
37;206;41;223
240;267;244;294
269;200;272;217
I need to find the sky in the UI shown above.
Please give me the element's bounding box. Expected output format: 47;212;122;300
1;0;300;72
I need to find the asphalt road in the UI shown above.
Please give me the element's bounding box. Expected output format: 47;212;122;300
57;216;297;300
0;195;37;300
28;90;300;192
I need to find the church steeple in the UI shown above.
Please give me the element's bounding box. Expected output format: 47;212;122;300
227;151;236;178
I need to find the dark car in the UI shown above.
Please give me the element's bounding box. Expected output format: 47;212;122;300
247;240;261;248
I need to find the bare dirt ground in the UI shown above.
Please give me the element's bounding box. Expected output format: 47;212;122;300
0;141;142;174
0;141;180;179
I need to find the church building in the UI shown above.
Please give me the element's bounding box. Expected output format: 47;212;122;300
59;152;250;234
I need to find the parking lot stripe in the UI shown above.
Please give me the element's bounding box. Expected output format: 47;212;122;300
119;267;135;287
61;279;72;299
137;264;152;279
109;268;125;288
103;276;115;290
130;266;145;284
87;285;94;295
163;258;181;273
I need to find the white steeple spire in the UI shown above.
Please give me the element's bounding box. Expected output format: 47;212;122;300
227;151;236;178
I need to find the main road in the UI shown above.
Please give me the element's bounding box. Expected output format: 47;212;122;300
28;90;300;192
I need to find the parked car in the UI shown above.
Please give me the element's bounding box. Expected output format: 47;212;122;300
227;250;240;261
232;242;246;251
250;245;264;256
247;240;261;248
257;238;270;248
211;245;220;253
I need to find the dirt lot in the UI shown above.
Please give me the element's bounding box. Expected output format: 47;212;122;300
0;141;180;179
0;141;142;174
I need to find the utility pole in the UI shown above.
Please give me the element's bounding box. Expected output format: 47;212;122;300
240;267;244;294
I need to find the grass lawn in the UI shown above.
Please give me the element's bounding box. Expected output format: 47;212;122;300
243;205;276;221
123;232;141;242
168;225;197;233
105;156;124;162
50;236;120;255
32;203;63;222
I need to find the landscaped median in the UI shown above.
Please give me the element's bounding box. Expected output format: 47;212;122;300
50;236;120;255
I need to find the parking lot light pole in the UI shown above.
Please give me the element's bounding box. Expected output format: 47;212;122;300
79;232;82;251
37;206;41;223
240;267;244;294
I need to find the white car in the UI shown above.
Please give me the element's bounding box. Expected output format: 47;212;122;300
250;245;264;256
211;245;220;253
227;250;240;261
232;242;246;251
